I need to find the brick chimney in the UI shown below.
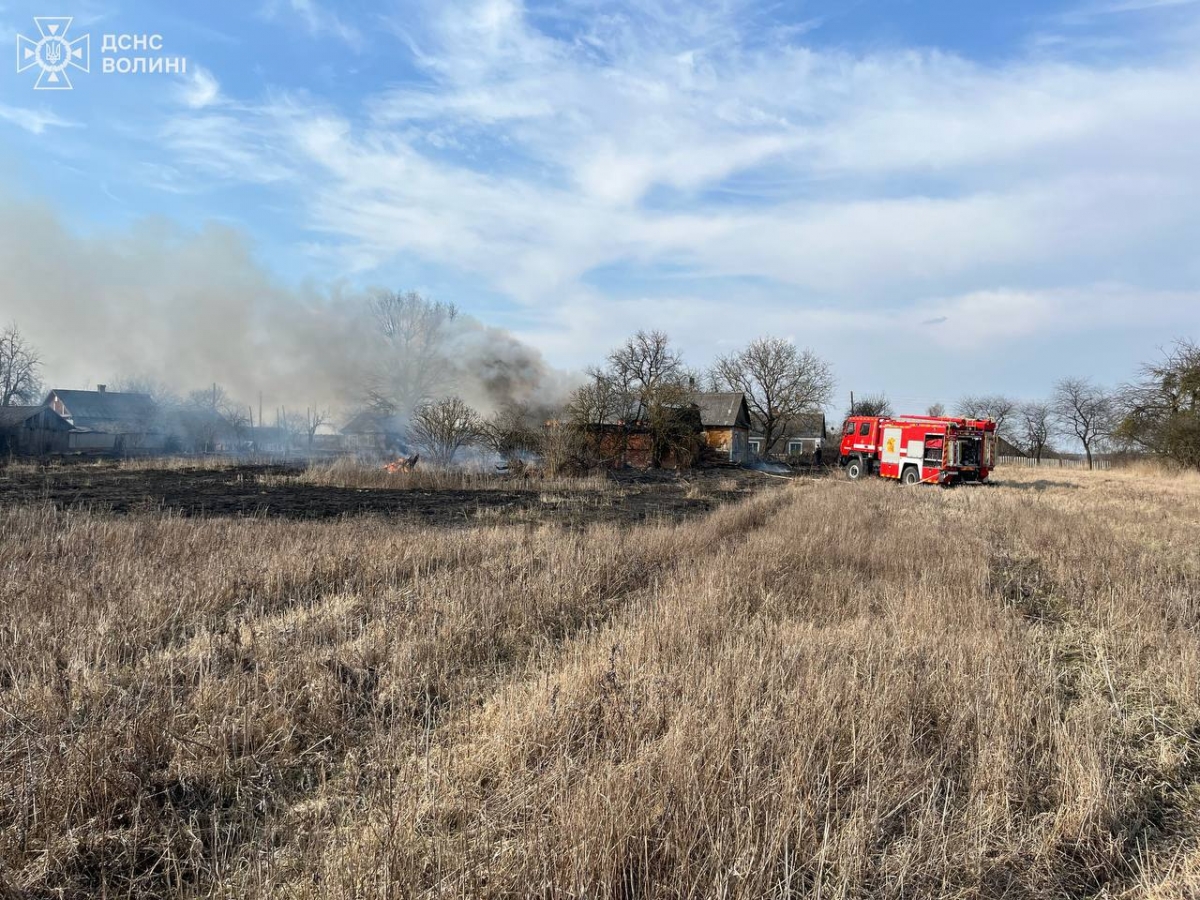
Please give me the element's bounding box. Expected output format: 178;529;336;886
97;384;106;393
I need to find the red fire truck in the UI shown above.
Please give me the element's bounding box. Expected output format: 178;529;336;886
838;415;997;485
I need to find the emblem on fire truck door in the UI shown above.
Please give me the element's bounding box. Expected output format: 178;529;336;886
886;437;896;454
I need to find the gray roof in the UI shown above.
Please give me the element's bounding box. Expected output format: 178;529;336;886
0;406;74;430
48;389;159;432
787;412;826;439
752;411;827;441
690;392;751;429
996;436;1026;457
0;406;45;427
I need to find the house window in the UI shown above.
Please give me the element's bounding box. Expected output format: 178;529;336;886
788;440;804;455
748;438;763;455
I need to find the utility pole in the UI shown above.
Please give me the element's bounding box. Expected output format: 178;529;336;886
850;391;855;416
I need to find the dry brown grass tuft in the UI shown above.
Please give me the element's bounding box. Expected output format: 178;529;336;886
1;466;1199;898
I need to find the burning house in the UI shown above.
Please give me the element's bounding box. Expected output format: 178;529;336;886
45;385;165;453
0;406;74;456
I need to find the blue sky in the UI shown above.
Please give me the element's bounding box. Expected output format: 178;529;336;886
1;0;1199;412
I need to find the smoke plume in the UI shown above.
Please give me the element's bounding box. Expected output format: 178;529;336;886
0;197;571;420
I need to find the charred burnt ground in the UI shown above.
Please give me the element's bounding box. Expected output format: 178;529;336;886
0;461;789;527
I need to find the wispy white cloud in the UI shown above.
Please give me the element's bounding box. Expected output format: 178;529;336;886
160;110;295;183
156;0;1200;375
261;0;364;49
0;103;78;135
178;65;222;109
1078;0;1200;14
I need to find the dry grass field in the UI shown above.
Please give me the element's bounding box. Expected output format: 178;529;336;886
2;463;1199;898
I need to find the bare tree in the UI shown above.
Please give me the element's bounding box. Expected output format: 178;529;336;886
1117;339;1200;469
1051;378;1115;470
582;331;699;467
112;373;181;409
0;323;42;407
566;375;625;430
708;337;834;456
605;329;688;421
1017;401;1054;461
184;385;249;452
304;408;330;451
926;402;946;417
849;394;892;418
957;394;1018;436
367;290;459;416
480;402;541;462
277;409;311;454
565;374;627;468
409;396;483;465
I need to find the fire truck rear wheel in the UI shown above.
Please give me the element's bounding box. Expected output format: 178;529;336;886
846;458;864;480
901;466;921;486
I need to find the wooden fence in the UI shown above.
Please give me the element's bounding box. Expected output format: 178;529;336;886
997;455;1112;471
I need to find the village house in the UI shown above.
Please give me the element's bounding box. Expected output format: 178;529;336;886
750;411;828;462
163;408;241;454
341;409;410;455
0;406;74;456
995;436;1026;458
45;385;165;453
690;392;752;464
577;403;706;470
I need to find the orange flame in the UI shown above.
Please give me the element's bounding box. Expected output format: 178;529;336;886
383;453;419;473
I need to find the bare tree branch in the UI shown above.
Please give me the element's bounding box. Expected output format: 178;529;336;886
708;337;834;456
409;396;483;465
0;323;42;407
366;290;459;416
956;394;1018;437
849;394;892;418
1017;401;1054;461
1051;377;1115;469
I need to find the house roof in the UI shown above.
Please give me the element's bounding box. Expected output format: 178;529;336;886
690;392;751;429
996;436;1026;457
48;389;158;432
751;411;827;442
784;412;826;439
0;406;47;427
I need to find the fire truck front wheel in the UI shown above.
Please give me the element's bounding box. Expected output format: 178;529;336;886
901;466;921;486
845;458;864;480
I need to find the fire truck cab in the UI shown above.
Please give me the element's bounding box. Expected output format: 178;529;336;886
838;415;997;485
